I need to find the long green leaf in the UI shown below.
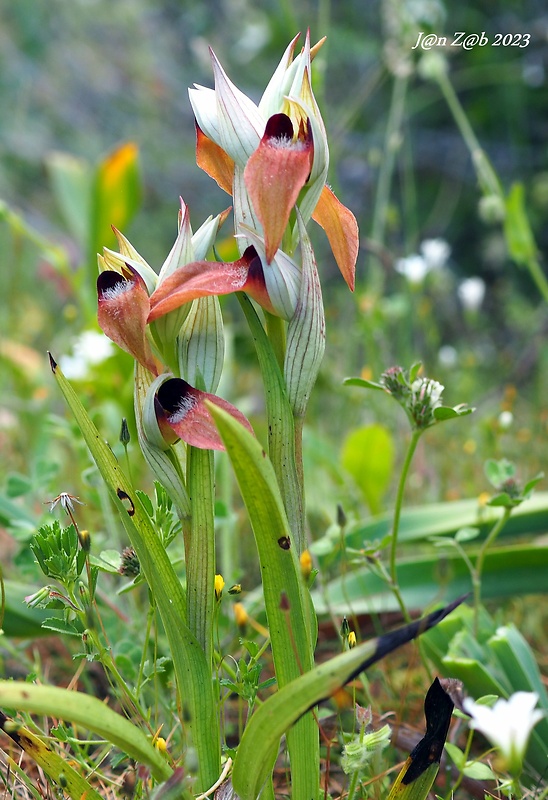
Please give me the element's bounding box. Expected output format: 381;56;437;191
489;625;548;778
48;355;220;790
46;151;92;250
232;598;464;800
0;682;171;782
209;402;318;800
238;294;304;552
313;494;548;557
313;543;548;614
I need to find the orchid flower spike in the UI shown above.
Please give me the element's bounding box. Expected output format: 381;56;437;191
189;32;358;292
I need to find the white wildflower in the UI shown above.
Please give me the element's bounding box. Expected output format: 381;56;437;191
420;238;451;270
463;692;544;776
395;254;430;284
458;277;486;312
59;331;114;379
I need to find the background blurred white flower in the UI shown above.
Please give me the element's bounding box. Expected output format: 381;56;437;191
463;692;543;776
438;344;458;367
458;276;486;312
395;254;430;283
59;330;114;379
396;238;450;284
420;237;451;270
498;410;514;430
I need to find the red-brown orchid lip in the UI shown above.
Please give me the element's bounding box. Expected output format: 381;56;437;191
155;377;254;451
147;246;277;323
244;112;314;264
97;267;159;375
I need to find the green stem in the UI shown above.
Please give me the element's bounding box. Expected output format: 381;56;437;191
447;727;474;799
525;256;548;305
218;452;237;584
186;446;216;668
264;310;286;371
136;599;156;696
473;506;512;635
389;428;423;622
372;73;408;247
436;70;501;198
84;626;152;727
346;769;360;800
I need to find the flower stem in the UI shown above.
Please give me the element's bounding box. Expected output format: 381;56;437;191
435;70;501;198
472;506;512;635
264;310;286;371
371;73;408;253
186;445;216;668
389;428;422;621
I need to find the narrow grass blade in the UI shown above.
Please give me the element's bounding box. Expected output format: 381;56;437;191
0;683;171;782
231;598;464;800
48;354;220;790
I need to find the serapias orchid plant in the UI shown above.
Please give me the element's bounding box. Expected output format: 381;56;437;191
151;30;359;321
89;32;362;797
96;31;360;537
5;30;473;800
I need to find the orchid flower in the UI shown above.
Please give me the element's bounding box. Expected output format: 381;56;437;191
188;31;358;298
96;199;253;451
97;198;225;372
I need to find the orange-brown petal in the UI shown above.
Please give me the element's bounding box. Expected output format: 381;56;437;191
148;247;277;321
312;184;359;291
195;122;235;195
244;113;313;264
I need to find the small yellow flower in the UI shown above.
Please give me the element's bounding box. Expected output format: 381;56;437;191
348;631;357;649
233;602;248;628
214;574;225;601
300;549;312;580
477;491;491;507
154;736;167;753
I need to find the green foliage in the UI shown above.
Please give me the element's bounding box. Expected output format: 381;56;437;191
422;604;548;783
341;424;394;514
30;522;86;584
